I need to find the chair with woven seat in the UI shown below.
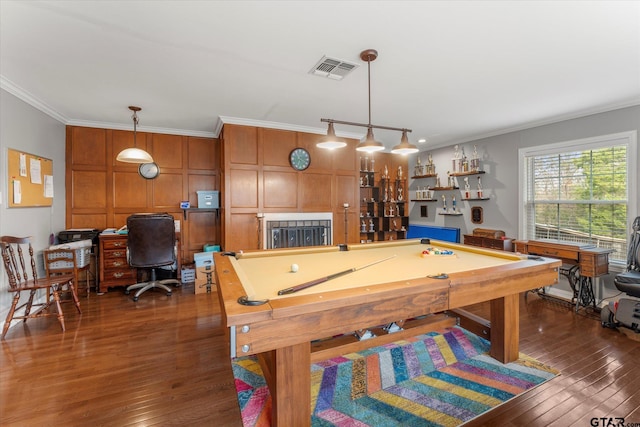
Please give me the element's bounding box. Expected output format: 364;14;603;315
1;236;82;340
124;213;180;301
43;248;87;302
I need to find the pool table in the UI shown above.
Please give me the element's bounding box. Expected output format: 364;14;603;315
214;239;560;427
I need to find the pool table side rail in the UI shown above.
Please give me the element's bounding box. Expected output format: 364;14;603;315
448;257;561;308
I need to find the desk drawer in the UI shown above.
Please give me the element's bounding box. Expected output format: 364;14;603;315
103;269;135;281
580;253;609;277
103;248;127;260
103;239;127;250
526;244;579;261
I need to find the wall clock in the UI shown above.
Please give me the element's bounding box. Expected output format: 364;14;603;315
138;162;160;179
289;148;311;171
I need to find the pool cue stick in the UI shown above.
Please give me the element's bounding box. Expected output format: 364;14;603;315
277;255;397;295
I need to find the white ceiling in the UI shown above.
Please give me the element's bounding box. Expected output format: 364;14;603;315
1;1;639;151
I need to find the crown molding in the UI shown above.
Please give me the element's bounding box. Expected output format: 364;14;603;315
218;116;365;140
421;99;640;151
1;75;68;124
66;119;216;138
2;75;216;138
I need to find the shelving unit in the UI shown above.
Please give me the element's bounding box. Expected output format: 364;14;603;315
410;146;496;218
359;169;408;243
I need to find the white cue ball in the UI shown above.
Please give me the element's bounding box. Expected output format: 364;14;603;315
291;263;299;273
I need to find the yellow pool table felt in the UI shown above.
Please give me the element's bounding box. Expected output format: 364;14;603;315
230;239;523;301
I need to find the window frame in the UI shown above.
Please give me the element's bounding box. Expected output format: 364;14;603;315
518;131;637;267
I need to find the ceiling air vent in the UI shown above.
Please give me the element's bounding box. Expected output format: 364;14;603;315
309;56;359;80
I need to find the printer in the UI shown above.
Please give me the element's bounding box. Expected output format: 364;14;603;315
58;228;101;245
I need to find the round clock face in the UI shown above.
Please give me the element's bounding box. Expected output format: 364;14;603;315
289;148;310;171
138;162;160;179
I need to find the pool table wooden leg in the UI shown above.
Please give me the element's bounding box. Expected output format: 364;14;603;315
489;293;520;363
265;341;312;427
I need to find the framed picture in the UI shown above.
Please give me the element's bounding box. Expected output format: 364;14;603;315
471;206;483;224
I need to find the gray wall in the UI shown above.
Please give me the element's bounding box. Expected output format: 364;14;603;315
408;105;640;301
0;89;66;321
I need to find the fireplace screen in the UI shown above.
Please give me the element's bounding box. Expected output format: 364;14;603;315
267;220;331;249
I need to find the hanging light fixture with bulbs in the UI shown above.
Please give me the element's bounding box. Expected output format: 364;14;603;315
318;49;419;155
116;106;154;163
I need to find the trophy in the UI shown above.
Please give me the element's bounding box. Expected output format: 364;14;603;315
477;176;483;198
464;177;471;199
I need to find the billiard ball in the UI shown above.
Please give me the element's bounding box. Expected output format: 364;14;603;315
291;263;299;273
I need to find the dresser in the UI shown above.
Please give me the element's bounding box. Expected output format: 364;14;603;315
98;232;182;293
98;234;135;293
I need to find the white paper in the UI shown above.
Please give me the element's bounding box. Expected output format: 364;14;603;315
19;153;27;176
13;180;22;204
30;158;42;184
44;175;54;198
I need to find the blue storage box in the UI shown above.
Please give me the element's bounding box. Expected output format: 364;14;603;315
196;190;219;209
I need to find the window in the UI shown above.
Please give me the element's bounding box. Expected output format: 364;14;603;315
519;131;637;265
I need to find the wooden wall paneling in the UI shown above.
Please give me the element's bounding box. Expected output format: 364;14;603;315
188;136;218;170
334;139;360;171
297;132;333;171
226;125;258;165
69;127;107;167
152;173;183;208
113;171;148;208
228;213;259;252
71;214;108;229
229;168;259;208
301;172;333;211
186;210;218;260
152;134;183;169
71;170;108;209
335;173;359;243
67;125;220;275
263;170;298;209
262;128;297;167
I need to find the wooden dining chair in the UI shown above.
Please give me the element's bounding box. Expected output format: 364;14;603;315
44;248;89;300
1;236;82;340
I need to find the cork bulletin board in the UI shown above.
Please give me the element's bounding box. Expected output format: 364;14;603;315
7;148;54;207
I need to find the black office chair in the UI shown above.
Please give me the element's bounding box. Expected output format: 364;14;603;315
125;213;180;301
602;216;640;331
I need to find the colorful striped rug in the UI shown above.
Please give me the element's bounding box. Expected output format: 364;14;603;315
232;326;558;426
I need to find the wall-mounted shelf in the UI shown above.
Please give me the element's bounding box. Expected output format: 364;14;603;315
438;212;463;216
411;174;437;179
182;208;219;221
461;197;490;201
432;186;459;191
449;170;485;177
410;199;438;202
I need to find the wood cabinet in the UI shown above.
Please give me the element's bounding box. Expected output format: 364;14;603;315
98;233;183;293
99;234;135;293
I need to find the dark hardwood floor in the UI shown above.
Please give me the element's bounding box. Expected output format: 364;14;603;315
1;286;638;426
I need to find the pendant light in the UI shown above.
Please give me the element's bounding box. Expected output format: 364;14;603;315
319;49;413;154
391;129;419;155
316;121;346;149
116;106;154;163
355;49;384;153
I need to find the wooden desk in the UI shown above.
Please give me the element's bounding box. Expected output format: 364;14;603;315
515;239;613;311
98;233;181;293
215;239;560;427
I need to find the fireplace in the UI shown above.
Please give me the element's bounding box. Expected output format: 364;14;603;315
260;212;333;249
